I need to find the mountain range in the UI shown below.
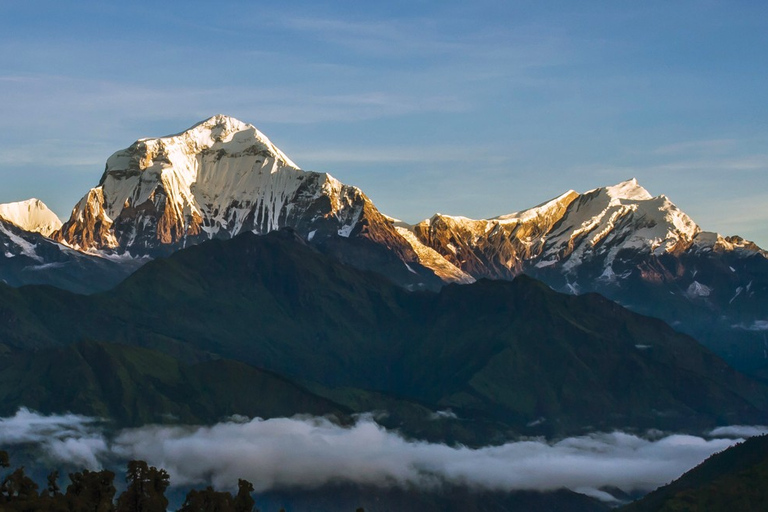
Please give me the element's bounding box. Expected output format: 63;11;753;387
1;114;765;379
1;115;767;509
1;229;767;439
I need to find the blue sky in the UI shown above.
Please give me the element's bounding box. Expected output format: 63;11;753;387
1;1;766;246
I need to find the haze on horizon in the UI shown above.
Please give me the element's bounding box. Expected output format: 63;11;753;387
0;1;766;247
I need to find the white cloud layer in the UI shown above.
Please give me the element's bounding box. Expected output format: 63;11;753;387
0;409;758;502
708;425;768;438
0;408;107;469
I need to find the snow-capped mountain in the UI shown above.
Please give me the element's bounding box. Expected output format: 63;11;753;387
54;115;444;287
410;178;765;286
14;114;763;374
407;179;768;376
0;198;62;237
411;178;724;282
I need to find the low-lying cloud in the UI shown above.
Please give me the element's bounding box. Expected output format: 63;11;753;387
733;320;768;331
0;407;107;469
708;425;768;438
0;409;759;502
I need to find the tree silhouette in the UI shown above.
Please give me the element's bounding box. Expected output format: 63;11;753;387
0;456;266;512
233;479;255;512
1;467;39;500
115;460;169;512
45;471;61;498
178;486;234;512
66;469;116;512
0;466;39;510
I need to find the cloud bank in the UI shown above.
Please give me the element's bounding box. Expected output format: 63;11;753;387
0;409;758;502
0;407;107;469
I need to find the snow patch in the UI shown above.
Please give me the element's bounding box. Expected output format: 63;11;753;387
0;222;43;262
686;281;712;298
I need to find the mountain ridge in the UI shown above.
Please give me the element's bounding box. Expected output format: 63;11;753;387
51;114;446;289
1;115;765;375
1;229;767;438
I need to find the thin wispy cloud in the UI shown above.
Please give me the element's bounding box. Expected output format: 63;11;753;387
0;140;111;168
648;156;768;173
652;139;738;156
709;425;768;438
293;145;489;165
0;75;465;129
732;320;768;332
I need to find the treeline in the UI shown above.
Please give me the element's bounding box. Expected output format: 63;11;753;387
0;450;361;512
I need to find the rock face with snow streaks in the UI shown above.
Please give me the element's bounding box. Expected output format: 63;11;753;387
410;179;714;283
54;115;442;287
407;179;768;376
413;190;580;280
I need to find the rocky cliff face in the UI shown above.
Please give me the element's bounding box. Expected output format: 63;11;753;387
409;178;767;289
412;190;580;280
408;179;768;376
54;115;449;287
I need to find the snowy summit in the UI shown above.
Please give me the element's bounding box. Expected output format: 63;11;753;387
0;198;62;237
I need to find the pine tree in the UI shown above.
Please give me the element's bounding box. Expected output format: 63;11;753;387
66;469;116;512
233;479;255;512
178;486;234;512
115;461;169;512
46;471;61;497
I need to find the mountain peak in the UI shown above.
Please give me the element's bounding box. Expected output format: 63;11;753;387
133;114;299;170
157;113;248;135
599;178;653;201
55;115;418;276
0;198;62;237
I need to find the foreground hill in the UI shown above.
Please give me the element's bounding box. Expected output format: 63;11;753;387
621;434;768;511
0;230;766;437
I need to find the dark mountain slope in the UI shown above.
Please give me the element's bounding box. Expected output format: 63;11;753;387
0;340;349;426
0;230;767;436
102;230;414;387
0;218;144;294
621;434;768;511
258;484;611;512
394;277;768;433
